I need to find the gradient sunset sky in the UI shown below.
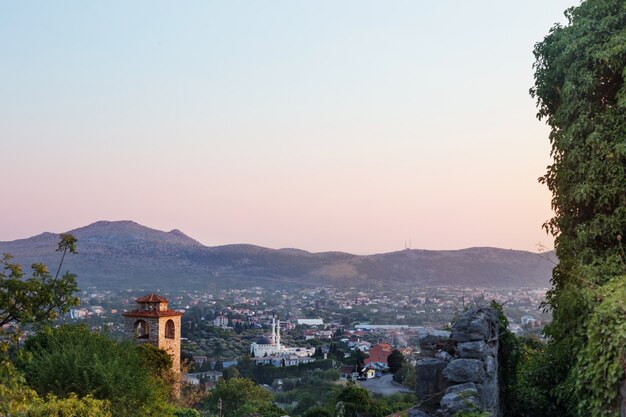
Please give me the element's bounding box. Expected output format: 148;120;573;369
1;1;578;254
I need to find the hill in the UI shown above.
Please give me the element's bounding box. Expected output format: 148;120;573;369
0;221;556;290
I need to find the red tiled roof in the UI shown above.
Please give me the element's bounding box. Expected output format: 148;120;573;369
135;293;168;303
122;309;183;318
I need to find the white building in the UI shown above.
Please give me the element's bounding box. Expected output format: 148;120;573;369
214;315;228;328
250;317;315;361
297;318;324;326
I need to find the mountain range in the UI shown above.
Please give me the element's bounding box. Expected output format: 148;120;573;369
0;221;556;290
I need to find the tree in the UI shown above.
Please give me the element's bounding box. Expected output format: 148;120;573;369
0;358;112;417
531;0;626;415
301;405;333;417
222;367;240;380
18;325;174;417
386;350;404;374
334;384;384;417
203;378;283;417
28;393;112;417
0;234;79;327
0;359;40;417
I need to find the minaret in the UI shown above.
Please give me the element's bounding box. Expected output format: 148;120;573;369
276;316;281;349
271;316;276;345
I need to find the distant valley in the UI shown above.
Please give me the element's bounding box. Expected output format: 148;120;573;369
0;221;556;290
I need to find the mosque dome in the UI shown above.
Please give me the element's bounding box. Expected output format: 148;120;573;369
256;336;272;345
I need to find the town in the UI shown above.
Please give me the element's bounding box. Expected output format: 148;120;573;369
61;285;549;372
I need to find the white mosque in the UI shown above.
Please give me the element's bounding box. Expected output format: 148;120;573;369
250;316;316;366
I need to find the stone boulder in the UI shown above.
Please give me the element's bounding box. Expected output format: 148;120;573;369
450;308;498;342
440;382;480;416
408;408;435;417
435;350;453;362
419;333;452;357
443;359;486;384
458;341;488;359
415;358;448;407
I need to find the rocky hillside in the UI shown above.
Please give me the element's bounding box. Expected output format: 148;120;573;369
0;221;556;290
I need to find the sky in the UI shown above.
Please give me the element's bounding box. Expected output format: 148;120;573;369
0;1;579;254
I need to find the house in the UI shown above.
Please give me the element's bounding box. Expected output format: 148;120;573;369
193;355;208;367
213;315;228;328
365;343;393;365
348;339;372;352
297;318;324;327
398;347;413;357
339;365;358;380
186;370;223;384
363;367;377;379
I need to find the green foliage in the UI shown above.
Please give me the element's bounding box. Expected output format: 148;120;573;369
510;337;561;417
300;405;333;417
571;278;626;417
394;362;416;388
335;386;414;417
173;409;201;417
204;377;283;417
243;359;335;385
334;384;384;417
454;410;490;417
531;0;626;415
0;359;112;417
0;234;79;327
137;343;174;376
375;393;416;416
489;301;520;417
222;366;240;380
387;349;404;374
0;359;39;417
18;325;174;417
272;368;339;415
28;393;111;417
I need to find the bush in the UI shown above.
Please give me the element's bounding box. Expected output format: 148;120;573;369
18;325;174;417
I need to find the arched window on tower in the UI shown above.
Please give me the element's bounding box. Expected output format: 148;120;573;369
134;319;149;339
165;319;175;339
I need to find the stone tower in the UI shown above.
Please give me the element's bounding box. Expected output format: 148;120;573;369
123;293;183;374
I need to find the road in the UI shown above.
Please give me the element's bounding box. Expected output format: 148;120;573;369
356;373;413;396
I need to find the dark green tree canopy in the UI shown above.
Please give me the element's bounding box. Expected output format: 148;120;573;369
203;377;283;417
531;0;626;265
0;234;79;327
386;349;404;374
531;0;626;416
18;325;174;417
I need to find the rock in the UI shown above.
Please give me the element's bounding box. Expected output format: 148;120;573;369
469;317;490;338
415;358;448;406
477;380;499;411
444;382;478;395
440;382;480;415
419;333;451;356
435;351;453;362
485;355;497;377
408;408;435;417
443;359;486;383
451;308;498;342
458;341;487;359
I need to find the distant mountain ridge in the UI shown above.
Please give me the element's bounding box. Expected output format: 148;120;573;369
0;221;556;290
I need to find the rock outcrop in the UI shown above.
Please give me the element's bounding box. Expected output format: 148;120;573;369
409;306;501;417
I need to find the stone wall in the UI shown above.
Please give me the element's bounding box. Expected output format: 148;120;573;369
409;306;501;417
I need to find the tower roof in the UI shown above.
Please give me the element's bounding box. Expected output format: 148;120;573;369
135;293;168;303
122;309;183;318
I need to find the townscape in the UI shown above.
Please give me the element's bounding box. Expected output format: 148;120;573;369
1;0;625;416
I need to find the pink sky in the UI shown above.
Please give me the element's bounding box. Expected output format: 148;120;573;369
0;1;573;254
